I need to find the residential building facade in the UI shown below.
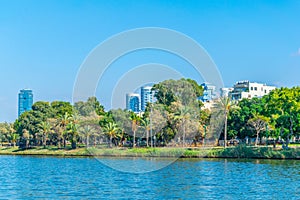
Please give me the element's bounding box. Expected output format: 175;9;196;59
230;80;276;100
220;87;234;97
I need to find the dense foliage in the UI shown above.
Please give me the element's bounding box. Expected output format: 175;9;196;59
1;81;299;149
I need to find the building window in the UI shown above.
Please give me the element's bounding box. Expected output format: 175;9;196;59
264;90;267;93
251;87;253;90
261;87;263;91
254;87;257;91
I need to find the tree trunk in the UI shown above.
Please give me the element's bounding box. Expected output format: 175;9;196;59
224;114;227;148
109;135;113;148
43;134;46;149
286;117;293;149
86;135;89;148
146;130;149;147
133;131;136;148
26;139;29;149
58;138;61;149
255;131;259;146
183;121;186;147
71;141;76;149
63;138;66;148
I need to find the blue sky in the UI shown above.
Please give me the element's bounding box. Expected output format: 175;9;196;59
0;0;300;122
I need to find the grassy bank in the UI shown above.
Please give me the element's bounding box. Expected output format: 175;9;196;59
0;146;300;159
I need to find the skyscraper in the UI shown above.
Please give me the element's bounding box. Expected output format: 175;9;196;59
126;93;140;113
18;89;33;116
140;86;153;111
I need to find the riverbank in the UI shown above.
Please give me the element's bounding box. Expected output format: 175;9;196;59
1;145;300;159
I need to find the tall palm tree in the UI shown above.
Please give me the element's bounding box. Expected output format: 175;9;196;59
22;129;30;149
141;118;150;147
57;112;70;148
79;125;94;148
11;133;19;147
67;113;80;149
103;122;120;148
215;97;235;148
38;121;50;148
130;112;141;148
173;104;192;147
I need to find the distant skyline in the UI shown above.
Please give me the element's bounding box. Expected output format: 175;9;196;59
1;0;300;122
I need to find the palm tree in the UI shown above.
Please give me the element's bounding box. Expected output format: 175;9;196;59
57;112;70;148
141;118;150;147
22;129;30;149
79;125;94;148
215;97;235;148
67;114;80;149
11;133;19;147
130;112;141;148
102;122;120;148
38;121;50;148
173;104;192;147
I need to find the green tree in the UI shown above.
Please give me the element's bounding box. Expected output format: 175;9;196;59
38;121;51;148
11;133;19;147
74;97;104;117
111;109;132;145
79;125;94;147
66;114;80;149
247;114;270;146
102;122;120;148
172;102;196;146
51;101;73;117
130;112;141;147
57;112;70;148
214;97;236;148
141;117;150;147
263;87;300;147
153;78;202;107
21;129;30;149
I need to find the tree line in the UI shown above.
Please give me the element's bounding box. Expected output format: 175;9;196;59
0;79;299;149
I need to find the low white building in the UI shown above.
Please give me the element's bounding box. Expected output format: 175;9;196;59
230;80;276;100
220;87;234;97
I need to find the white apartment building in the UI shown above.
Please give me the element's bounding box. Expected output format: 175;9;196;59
230;80;276;100
220;87;234;97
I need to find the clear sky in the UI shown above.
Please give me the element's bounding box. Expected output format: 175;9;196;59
0;0;300;122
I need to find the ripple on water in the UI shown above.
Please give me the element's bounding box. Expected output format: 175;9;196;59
0;156;299;199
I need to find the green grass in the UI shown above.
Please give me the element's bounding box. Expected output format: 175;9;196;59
0;145;300;159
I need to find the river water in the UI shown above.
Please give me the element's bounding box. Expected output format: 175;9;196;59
0;156;299;199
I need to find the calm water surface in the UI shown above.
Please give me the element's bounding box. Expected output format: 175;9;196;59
0;155;299;199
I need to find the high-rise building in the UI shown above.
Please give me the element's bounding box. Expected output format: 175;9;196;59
126;93;140;113
140;86;153;111
18;89;33;116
